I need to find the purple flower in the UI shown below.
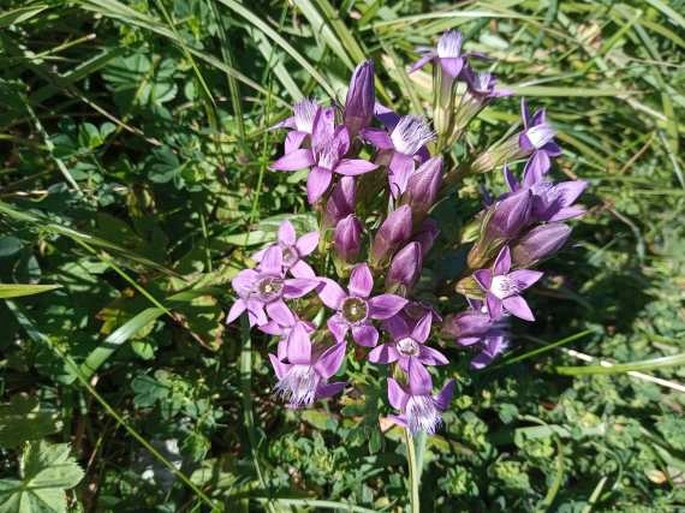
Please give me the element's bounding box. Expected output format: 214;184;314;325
442;304;509;369
272;98;321;154
369;313;448;371
473;246;543;321
269;323;346;407
271;108;378;204
386;242;423;294
409;30;465;78
370;205;413;265
226;246;319;327
387;362;455;434
510;223;572;268
323;176;356;229
334;214;363;263
257;303;315;360
531;180;587;222
400;156;443;219
317;264;407;346
253;220;319;278
362;115;435;197
344;60;375;137
519;100;562;185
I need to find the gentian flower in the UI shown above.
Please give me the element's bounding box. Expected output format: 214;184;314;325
226;246;319;327
473;246;543;321
271;108;378;204
272;98;321;154
387;362;455;434
519;100;562;185
323;176;356;229
334;214;363;263
409;29;465;78
344;60;375;137
257;304;315;361
370;205;413;265
400;156;443;219
317;264;407;346
510;223;572;268
369;313;448;371
362;115;435;197
269;323;346;407
386;242;423;294
253;220;319;278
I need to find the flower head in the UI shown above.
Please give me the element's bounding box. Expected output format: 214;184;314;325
272;98;321;153
344;60;375;137
518;100;562;185
410;30;465;78
253;220;319;278
317;264;407;346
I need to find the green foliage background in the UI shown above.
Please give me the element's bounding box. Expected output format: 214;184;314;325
0;0;684;511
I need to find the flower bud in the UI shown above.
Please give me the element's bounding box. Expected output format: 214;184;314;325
511;223;571;267
386;242;423;295
344;61;375;137
401;157;443;219
370;205;413;266
323;176;356;229
334;214;362;263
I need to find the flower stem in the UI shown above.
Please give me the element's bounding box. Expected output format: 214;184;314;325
404;429;420;513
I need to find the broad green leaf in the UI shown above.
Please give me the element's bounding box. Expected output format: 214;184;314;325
0;284;61;299
0;397;62;448
0;441;84;513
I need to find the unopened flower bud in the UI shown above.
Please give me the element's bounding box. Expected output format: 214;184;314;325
344;61;375;137
401;157;443;219
386;242;423;295
511;223;571;267
323;176;356;229
370;205;413;265
334;214;362;263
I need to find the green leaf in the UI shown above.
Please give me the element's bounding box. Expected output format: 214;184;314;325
0;396;63;448
0;236;23;257
0;284;61;299
0;441;84;513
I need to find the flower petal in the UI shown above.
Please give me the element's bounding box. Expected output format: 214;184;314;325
408;53;434;73
307;166;333;204
269;354;288;380
411;313;432;343
295;231;319;256
369;294;408;320
232;269;259;297
265;299;294;326
348;264;374;298
408;359;432;396
351;323;379;347
278;221;297;246
508;269;544;290
502;295;535;321
283;278;319;299
315;342;346;379
327;314;349;343
335;158;378;176
271;149;315;171
260;246;283;275
316;381;346;399
284;130;308;154
419;346;449;366
486;294;504;320
360;128;394;149
226;299;246;325
317;278;346;309
289;260;316;278
286;322;312;364
387;378;409;410
368;343;400;364
493;246;512;275
435;379;456;410
473;269;493;290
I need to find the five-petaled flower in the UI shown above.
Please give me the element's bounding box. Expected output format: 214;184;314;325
253;220;319;278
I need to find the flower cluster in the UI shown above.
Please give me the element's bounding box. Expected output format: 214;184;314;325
227;30;586;434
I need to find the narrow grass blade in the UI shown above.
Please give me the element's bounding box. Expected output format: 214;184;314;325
0;283;61;298
556;352;685;376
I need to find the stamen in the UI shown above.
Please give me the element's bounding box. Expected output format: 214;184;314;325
256;276;284;302
397;337;420;357
391;116;435;156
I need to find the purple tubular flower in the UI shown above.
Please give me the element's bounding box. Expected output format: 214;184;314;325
511;223;572;268
387;363;455;434
400;157;443;219
531;180;587;222
269;323;346;407
271;108;378;204
253;220;319;278
473;246;543;321
369;313;447;370
334;214;362;263
272;98;321;154
317;264;407;346
362;115;435;197
344;60;375;137
370;205;413;265
226;246;320;327
409;29;465;78
386;242;423;294
519;100;562;186
323;176;356;229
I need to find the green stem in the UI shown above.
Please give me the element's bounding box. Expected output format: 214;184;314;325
404;429;420;513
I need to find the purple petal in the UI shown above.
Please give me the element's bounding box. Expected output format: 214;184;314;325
278;221;297;246
520;98;531;128
351;323;379;347
226;299;246;324
385;314;410;340
283;278;319;299
508;269;544;290
408;53;434;73
348;264;374;298
493;246;512;275
289;260;316;278
387;378;409;410
284;131;308;154
522;151;551;185
503;164;520;193
548;205;586;222
317;278;346;309
335;158;378;176
232;269;259;297
369;294;408;320
388;152;415;198
360;128;394;150
316;381;346;399
258;321;282;336
260;246;283;275
434;379;456;410
271;149;315;171
265;299;294;325
272;116;296;131
440;57;463;78
418;346;449;366
471;351;496;370
296;231;319;256
411;314;432;343
307;166;333;204
408;359;432;396
311;107;336;147
473;269;493;290
502;295;535;321
315;343;346;379
269;354;288;380
246;301;268;326
368;343;400;364
286;322;312;364
327;314;349;342
486;294;504;320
